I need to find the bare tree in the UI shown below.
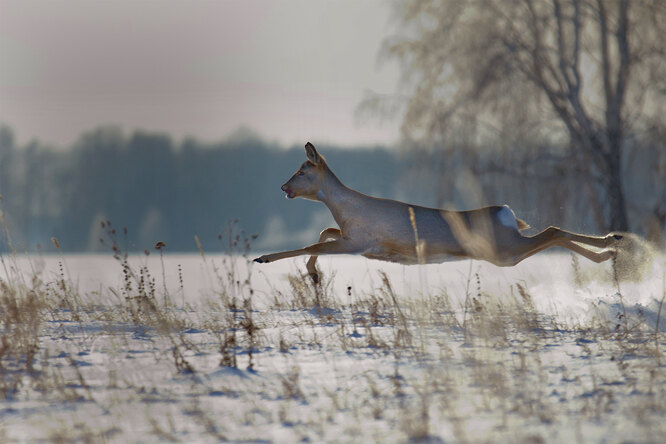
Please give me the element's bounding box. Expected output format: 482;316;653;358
378;0;666;232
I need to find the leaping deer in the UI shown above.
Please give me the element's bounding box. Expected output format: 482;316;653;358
254;142;622;283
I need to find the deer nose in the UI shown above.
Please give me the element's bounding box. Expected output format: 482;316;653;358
281;184;288;191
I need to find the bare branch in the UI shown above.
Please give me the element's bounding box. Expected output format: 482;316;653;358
571;0;582;92
597;0;614;130
614;0;631;123
553;0;574;91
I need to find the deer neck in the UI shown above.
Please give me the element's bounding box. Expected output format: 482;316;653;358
316;167;362;227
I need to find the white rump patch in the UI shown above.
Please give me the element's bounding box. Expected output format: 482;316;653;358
497;205;519;230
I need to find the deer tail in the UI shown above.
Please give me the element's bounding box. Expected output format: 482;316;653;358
516;217;531;231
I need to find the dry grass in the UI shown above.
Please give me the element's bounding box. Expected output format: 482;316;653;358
0;222;664;442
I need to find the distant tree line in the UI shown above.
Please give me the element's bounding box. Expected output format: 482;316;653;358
0;123;663;254
0;125;403;253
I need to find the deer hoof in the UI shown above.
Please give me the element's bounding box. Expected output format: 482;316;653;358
605;233;624;247
254;256;270;264
310;272;320;284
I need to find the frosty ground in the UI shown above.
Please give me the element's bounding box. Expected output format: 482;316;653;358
1;244;665;443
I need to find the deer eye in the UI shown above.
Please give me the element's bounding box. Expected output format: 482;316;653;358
298;171;305;176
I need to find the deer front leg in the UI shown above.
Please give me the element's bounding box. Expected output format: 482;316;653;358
254;236;357;265
306;228;342;284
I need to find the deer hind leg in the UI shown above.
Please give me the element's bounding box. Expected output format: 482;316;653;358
550;227;623;248
306;228;342;284
557;240;613;263
503;227;614;265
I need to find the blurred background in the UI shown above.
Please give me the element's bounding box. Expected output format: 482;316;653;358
0;0;664;253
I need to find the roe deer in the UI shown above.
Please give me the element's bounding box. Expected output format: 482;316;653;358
254;142;623;283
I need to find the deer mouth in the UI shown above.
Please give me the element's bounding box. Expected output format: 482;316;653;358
282;187;295;199
281;182;296;199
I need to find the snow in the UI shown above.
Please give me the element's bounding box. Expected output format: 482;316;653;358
1;250;664;442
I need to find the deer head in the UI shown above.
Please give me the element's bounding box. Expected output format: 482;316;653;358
281;142;328;201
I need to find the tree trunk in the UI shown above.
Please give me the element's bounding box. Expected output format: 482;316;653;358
605;142;629;232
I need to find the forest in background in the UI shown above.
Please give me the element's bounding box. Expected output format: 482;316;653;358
0;125;404;253
0;123;664;254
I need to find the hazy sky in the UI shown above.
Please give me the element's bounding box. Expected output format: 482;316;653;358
0;0;401;148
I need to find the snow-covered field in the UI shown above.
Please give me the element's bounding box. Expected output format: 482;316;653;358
1;244;665;443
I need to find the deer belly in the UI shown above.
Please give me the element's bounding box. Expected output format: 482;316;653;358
361;240;466;265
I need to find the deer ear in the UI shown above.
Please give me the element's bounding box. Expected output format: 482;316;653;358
305;142;323;165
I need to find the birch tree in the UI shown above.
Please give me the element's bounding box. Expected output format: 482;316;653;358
381;0;666;231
